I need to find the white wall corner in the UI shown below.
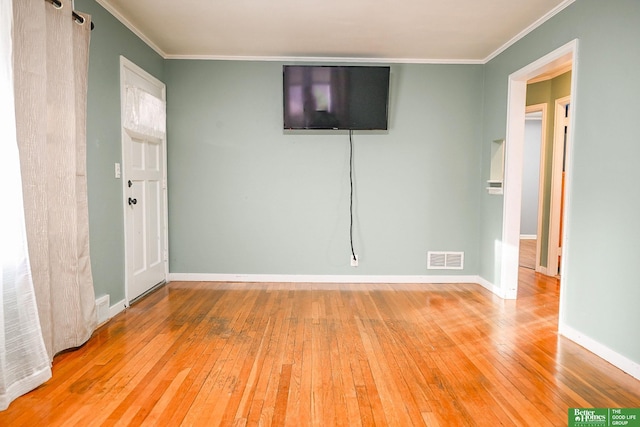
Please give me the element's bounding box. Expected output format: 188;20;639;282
476;276;509;299
483;0;577;63
95;0;167;58
559;323;640;381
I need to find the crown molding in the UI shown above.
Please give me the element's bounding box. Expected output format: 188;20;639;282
483;0;576;63
95;0;167;58
163;54;484;64
96;0;575;65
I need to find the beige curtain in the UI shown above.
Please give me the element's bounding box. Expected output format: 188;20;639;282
1;0;52;411
12;0;97;360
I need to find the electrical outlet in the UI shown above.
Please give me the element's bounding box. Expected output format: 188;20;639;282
114;162;121;179
350;255;358;267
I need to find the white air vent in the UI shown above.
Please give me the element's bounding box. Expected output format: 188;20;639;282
96;295;110;325
427;251;464;270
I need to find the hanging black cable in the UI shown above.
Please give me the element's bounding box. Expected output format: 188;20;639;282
349;129;357;261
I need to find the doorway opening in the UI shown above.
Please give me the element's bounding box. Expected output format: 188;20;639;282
519;106;545;272
500;39;578;303
519;73;572;278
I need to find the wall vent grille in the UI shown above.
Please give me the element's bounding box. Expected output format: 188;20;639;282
96;295;110;325
427;251;464;270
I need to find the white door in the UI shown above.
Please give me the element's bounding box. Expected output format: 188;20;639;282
548;97;571;276
120;57;168;302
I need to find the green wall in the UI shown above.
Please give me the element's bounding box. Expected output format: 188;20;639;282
165;61;483;275
526;71;571;267
480;0;640;364
77;0;164;303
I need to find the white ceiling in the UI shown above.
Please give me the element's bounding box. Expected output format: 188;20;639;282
95;0;574;63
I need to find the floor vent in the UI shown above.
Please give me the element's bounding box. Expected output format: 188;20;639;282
427;251;464;270
96;295;110;325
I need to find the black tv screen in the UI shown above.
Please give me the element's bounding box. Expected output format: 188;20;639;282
283;65;390;130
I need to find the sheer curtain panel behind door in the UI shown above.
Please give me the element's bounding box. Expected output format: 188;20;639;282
124;86;167;139
0;0;52;411
12;0;97;360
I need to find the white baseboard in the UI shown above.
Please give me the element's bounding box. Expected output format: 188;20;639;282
109;298;127;319
168;273;511;300
560;323;640;381
476;276;507;298
168;273;482;285
519;234;537;240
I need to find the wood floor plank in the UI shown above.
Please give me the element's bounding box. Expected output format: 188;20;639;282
245;298;289;425
2;275;640;426
272;363;293;427
203;291;274;426
331;291;365;427
355;317;416;426
282;297;306;427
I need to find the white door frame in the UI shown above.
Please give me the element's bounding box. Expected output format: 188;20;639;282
500;39;578;302
119;56;169;305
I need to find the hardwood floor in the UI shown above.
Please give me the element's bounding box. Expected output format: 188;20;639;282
1;272;639;426
519;238;536;270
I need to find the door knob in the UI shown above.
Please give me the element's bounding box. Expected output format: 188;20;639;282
128;197;137;206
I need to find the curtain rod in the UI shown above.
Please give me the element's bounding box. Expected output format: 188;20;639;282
44;0;95;31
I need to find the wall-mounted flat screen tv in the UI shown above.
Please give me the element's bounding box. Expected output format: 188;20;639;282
283;65;390;130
